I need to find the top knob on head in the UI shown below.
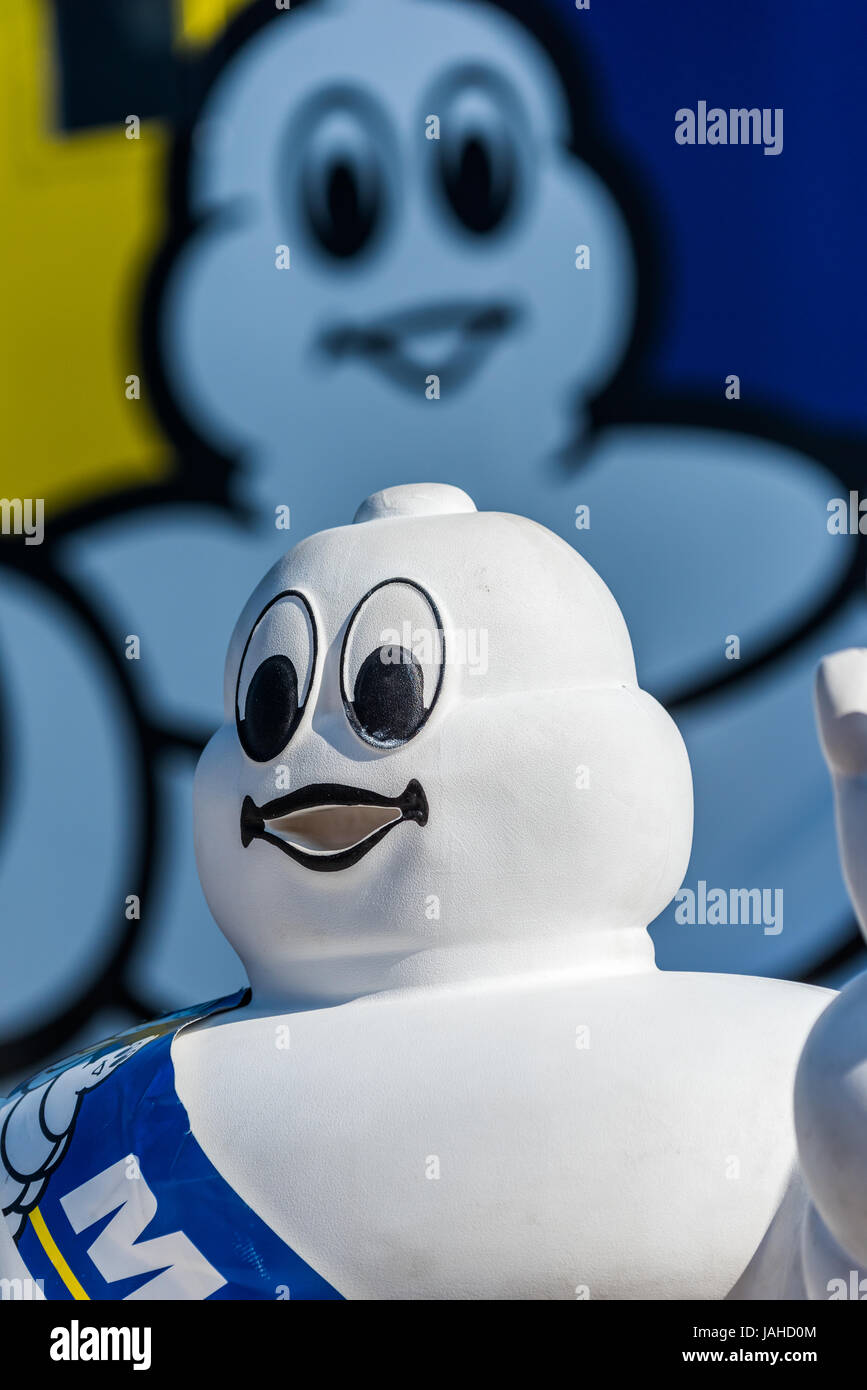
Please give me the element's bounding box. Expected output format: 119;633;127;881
353;483;477;524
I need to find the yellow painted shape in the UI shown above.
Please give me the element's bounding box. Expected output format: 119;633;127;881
178;0;252;48
0;0;254;516
29;1205;90;1300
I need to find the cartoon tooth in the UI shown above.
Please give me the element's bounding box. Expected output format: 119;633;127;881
2;486;856;1300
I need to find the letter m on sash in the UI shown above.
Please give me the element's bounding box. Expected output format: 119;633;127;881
60;1155;226;1299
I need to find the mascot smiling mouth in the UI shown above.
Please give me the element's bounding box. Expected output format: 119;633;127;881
320;301;519;395
240;780;429;871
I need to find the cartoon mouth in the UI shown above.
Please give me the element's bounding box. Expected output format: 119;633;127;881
320;300;519;394
240;780;429;872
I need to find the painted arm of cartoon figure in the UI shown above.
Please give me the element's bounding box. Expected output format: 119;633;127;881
0;1041;151;1249
795;650;867;1298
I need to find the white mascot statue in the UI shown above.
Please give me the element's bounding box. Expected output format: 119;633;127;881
1;483;865;1300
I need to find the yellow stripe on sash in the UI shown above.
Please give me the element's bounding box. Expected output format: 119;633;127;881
29;1206;90;1300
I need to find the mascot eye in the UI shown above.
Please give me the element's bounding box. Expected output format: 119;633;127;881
236;593;317;762
300;104;385;259
435;78;520;235
353;646;426;744
341;581;445;747
241;656;299;763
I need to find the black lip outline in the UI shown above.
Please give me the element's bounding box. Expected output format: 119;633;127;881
320;300;520;395
240;779;428;872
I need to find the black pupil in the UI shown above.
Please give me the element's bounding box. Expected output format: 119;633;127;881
443;132;513;234
306;156;378;259
241;655;299;761
352;646;426;744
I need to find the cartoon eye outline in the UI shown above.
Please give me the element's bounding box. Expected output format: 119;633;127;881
424;65;529;238
289;86;396;264
340;578;446;748
235;591;318;762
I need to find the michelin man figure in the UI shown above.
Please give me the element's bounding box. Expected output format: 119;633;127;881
11;0;857;1062
1;483;864;1300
